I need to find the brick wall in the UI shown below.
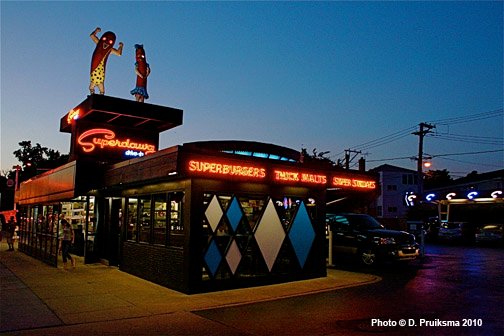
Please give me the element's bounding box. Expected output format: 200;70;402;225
120;242;185;292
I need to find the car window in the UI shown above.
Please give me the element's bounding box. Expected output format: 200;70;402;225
327;215;351;232
348;215;384;230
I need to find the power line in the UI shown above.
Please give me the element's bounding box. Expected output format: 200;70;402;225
427;108;503;125
367;155;413;163
429;149;504;158
334;108;503;166
434;156;504;169
431;132;502;140
351;126;417;150
428;133;504;146
367;149;503;164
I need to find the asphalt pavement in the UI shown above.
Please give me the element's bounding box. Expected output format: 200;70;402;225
0;241;380;335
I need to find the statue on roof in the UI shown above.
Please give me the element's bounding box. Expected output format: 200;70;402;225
89;27;123;95
130;44;151;102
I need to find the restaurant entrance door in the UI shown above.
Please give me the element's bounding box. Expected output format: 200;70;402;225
104;198;122;266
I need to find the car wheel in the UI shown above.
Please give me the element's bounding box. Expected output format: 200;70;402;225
359;249;377;266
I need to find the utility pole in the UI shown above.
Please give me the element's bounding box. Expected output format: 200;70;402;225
344;149;362;170
412;122;435;195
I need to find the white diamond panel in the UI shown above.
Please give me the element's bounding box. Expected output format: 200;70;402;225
205;196;223;232
255;198;285;271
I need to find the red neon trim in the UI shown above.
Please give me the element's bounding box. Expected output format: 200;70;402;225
77;128;156;154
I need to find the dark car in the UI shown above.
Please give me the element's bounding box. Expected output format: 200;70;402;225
475;224;504;245
438;222;476;244
326;213;419;266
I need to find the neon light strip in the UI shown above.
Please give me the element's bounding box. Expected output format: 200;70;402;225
188;160;266;178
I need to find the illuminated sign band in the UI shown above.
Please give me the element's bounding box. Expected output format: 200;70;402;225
188;160;266;178
187;160;376;189
77;128;156;154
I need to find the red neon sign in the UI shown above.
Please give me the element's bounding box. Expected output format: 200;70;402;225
77;128;156;154
274;170;327;184
332;176;376;189
188;160;266;178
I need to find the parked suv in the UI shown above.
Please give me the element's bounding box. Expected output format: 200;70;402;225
326;213;419;266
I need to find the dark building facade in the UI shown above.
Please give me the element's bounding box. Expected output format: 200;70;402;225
14;95;377;293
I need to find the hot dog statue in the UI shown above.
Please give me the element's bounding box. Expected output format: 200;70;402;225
130;44;151;102
89;27;123;95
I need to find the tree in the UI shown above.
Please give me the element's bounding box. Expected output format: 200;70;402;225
12;141;69;181
424;169;453;189
300;148;337;167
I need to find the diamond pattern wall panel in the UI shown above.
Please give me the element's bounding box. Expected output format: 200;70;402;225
226;239;242;275
205;195;223;232
288;202;315;268
226;197;243;232
254;198;285;271
204;239;222;277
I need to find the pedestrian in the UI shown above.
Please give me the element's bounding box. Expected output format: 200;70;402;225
6;216;16;251
59;219;76;269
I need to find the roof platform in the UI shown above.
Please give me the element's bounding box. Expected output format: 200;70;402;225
60;94;183;133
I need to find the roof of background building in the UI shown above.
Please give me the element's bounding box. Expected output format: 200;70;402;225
369;164;417;174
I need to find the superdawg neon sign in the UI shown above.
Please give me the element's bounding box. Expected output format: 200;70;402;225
77;128;156;155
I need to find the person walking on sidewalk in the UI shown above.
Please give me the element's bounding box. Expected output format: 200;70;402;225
59;219;76;269
6;216;16;251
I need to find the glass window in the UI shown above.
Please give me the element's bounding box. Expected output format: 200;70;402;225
273;196;302;230
153;194;167;245
139;196;151;243
127;198;138;241
239;196;266;232
169;192;184;247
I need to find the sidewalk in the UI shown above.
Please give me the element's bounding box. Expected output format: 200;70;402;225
0;241;380;335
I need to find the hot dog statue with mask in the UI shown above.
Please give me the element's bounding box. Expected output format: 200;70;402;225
130;44;151;102
89;27;123;95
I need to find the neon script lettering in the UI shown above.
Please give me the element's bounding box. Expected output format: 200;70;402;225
332;176;376;189
77;129;156;154
188;160;266;178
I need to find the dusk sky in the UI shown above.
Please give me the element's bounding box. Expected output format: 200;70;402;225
1;1;503;178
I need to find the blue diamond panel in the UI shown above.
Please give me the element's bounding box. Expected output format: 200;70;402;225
204;239;222;277
289;202;315;268
226;197;243;232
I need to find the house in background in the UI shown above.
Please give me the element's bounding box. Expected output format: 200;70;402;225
369;164;419;223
